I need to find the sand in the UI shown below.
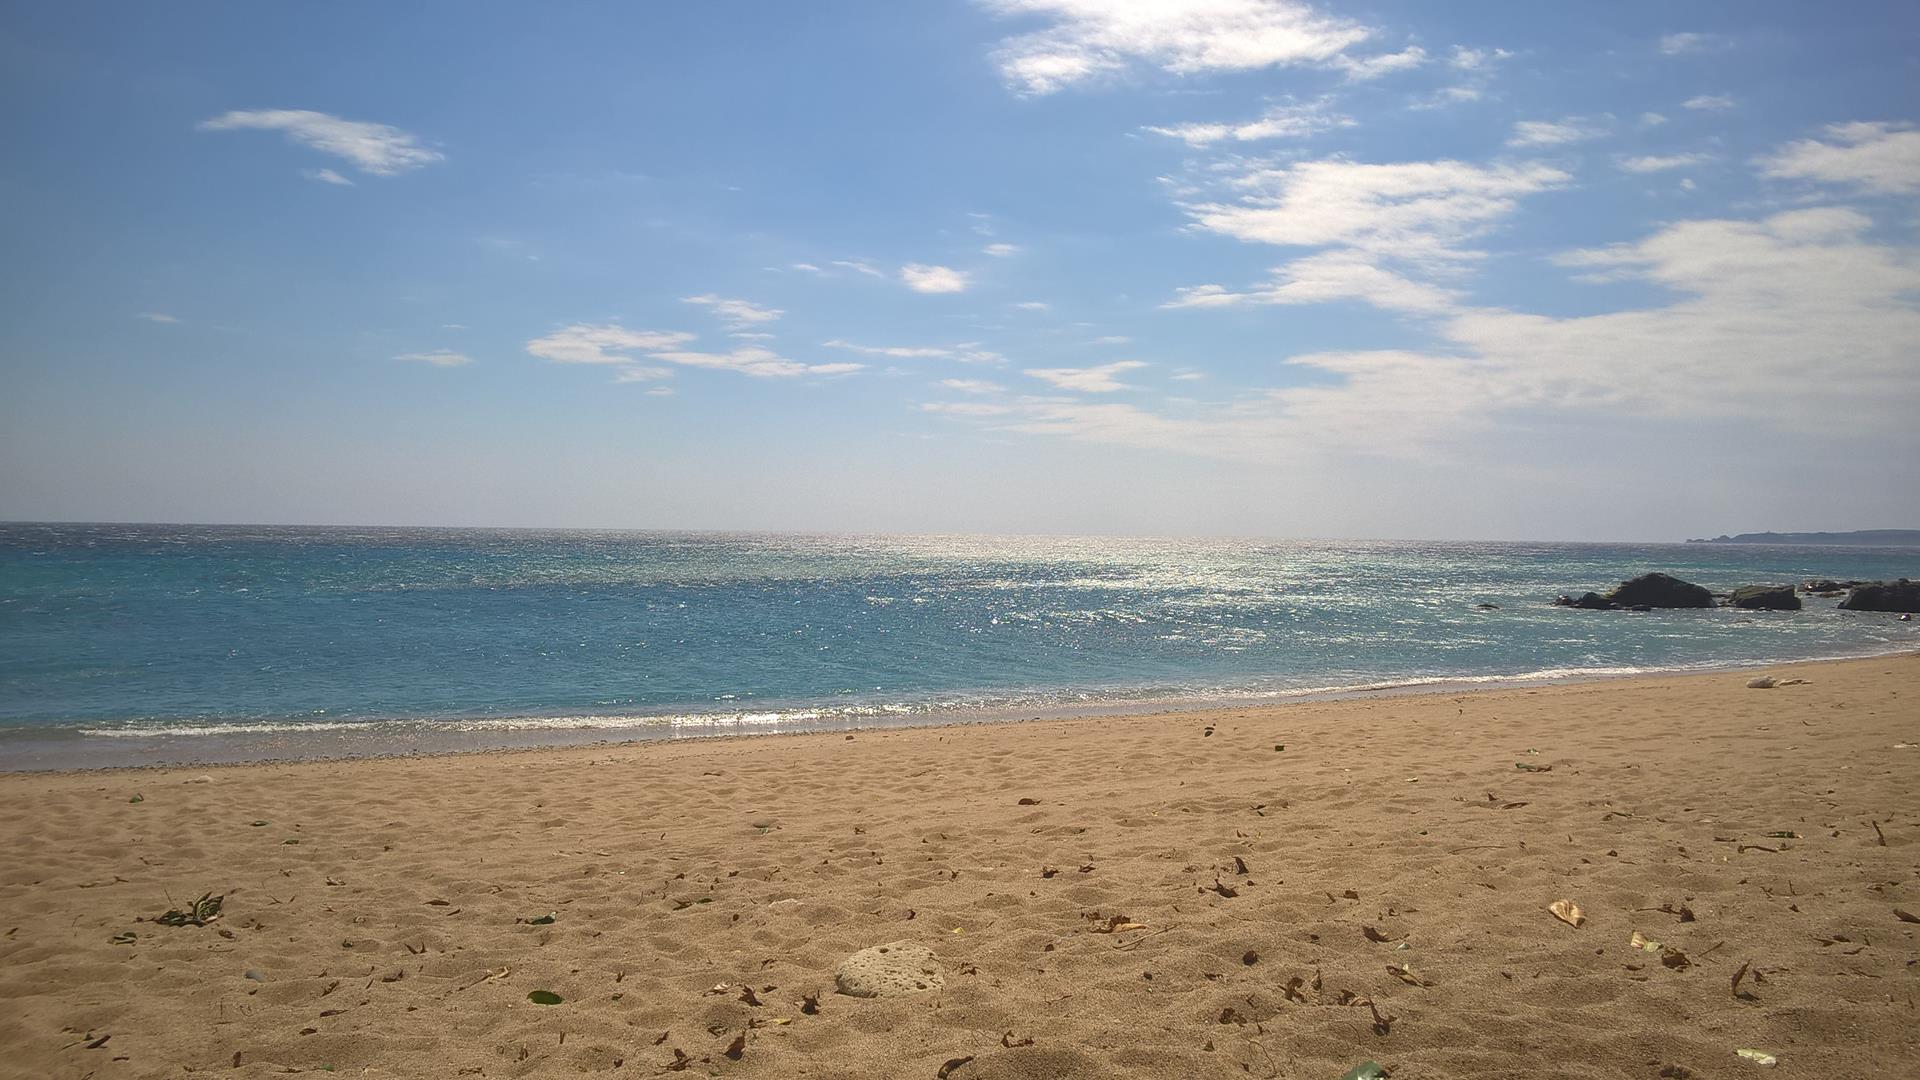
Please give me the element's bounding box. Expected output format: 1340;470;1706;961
1;655;1917;1079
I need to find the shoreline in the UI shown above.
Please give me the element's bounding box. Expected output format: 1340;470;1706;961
7;644;1917;774
1;652;1914;1077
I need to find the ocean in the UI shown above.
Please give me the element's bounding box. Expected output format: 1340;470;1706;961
1;523;1914;769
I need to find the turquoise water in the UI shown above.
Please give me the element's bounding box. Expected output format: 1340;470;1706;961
0;524;1914;767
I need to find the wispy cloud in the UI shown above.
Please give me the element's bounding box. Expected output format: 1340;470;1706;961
982;243;1022;257
649;346;863;378
824;339;1004;363
527;325;696;364
1682;94;1736;111
983;0;1374;95
1144;98;1353;147
1616;152;1710;173
1014;300;1052;311
1506;118;1606;147
303;167;353;186
1328;45;1425;81
395;349;474;367
1181;156;1571;264
1759;121;1920;194
831;259;886;277
1658;32;1723;56
1168;250;1456;314
136;312;180;324
1023;359;1147;393
682;294;784;326
198;109;442;175
939;378;1007;394
901;264;972;293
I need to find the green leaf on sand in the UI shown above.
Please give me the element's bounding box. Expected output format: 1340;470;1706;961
1339;1063;1388;1080
527;990;563;1005
526;913;556;925
128;794;144;803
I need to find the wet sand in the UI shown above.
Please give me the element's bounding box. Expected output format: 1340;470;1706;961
1;654;1916;1078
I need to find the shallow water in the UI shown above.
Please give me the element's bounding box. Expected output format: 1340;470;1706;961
1;524;1914;768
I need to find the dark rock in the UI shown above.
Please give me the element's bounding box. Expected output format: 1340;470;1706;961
1839;579;1920;613
1729;585;1802;611
1560;591;1614;610
1604;573;1715;609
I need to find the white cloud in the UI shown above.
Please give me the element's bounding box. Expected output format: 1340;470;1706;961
1329;45;1426;81
526;325;696;364
1506;118;1605;148
1144;98;1353;146
1449;45;1511;71
644;386;674;396
682;294;783;326
791;262;824;273
1658;32;1721;56
938;205;1920;462
824;339;1004;363
442;323;468;330
1170;371;1207;381
1088;335;1132;345
922;401;1017;417
901;264;972;293
939;378;1007;394
1167;250;1457;314
1682;94;1735;111
648;346;863;378
1182;157;1571;264
303;167;353;186
136;312;180;324
1640;112;1669;127
731;331;777;340
983;243;1022;257
983;0;1374;94
1015;300;1052;311
1616;152;1710;173
612;366;674;383
1023;359;1148;393
1759;121;1920;195
198;109;442;175
831;259;886;277
395;349;473;367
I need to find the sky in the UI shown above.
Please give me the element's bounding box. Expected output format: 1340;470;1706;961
1;1;1916;540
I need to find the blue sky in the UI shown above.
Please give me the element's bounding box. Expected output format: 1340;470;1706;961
2;1;1916;539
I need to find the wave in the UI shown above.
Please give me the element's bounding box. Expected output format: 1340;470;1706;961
70;644;1913;742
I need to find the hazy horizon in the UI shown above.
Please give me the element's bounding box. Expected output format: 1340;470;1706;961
3;2;1916;540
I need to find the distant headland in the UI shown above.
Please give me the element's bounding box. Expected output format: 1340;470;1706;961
1685;529;1920;547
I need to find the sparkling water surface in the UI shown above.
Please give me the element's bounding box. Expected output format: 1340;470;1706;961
1;524;1914;766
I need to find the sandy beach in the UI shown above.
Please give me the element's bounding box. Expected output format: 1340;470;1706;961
1;654;1916;1079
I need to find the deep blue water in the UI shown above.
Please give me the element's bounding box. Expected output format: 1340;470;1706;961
0;524;1915;765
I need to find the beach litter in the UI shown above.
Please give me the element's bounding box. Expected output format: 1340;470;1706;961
1734;1048;1779;1067
1338;1063;1389;1080
154;892;224;927
1548;899;1585;927
1630;931;1662;952
1747;677;1775;689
